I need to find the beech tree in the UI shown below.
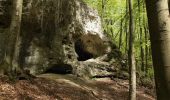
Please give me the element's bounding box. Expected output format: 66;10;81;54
4;0;23;75
128;0;136;99
145;0;170;99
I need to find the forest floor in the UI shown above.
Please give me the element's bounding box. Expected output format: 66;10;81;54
0;73;155;100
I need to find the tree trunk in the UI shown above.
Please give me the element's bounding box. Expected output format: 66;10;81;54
119;12;123;50
128;0;136;99
138;0;145;72
101;0;106;27
144;26;148;74
168;0;170;13
145;0;170;99
125;0;129;54
140;27;145;72
5;0;23;75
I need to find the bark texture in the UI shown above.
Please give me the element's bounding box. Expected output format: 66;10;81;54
2;0;23;75
145;0;170;99
128;0;136;99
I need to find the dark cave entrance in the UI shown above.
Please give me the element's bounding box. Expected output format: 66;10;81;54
74;40;93;61
45;64;73;74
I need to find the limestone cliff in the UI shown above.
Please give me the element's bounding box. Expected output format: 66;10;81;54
0;0;126;78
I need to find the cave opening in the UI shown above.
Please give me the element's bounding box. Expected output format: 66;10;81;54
45;64;73;74
74;40;93;61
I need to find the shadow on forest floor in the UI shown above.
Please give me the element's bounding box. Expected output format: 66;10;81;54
0;74;155;100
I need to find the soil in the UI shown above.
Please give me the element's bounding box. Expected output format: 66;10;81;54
0;73;155;100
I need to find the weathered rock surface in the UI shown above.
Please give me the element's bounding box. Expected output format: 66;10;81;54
0;0;126;78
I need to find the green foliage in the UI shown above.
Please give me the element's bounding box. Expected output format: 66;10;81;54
146;67;154;79
83;0;154;83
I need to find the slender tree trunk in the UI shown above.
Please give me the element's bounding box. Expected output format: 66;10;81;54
138;0;145;72
128;0;136;99
145;0;170;99
140;27;144;72
125;0;129;54
5;0;23;75
101;0;106;28
119;11;123;50
142;1;148;75
125;20;128;54
168;0;170;13
144;26;148;74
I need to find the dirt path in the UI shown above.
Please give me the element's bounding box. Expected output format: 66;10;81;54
0;74;155;100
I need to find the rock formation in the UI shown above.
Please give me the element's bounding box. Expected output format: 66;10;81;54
0;0;127;78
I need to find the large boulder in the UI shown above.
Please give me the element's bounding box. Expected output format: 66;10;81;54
0;0;126;78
